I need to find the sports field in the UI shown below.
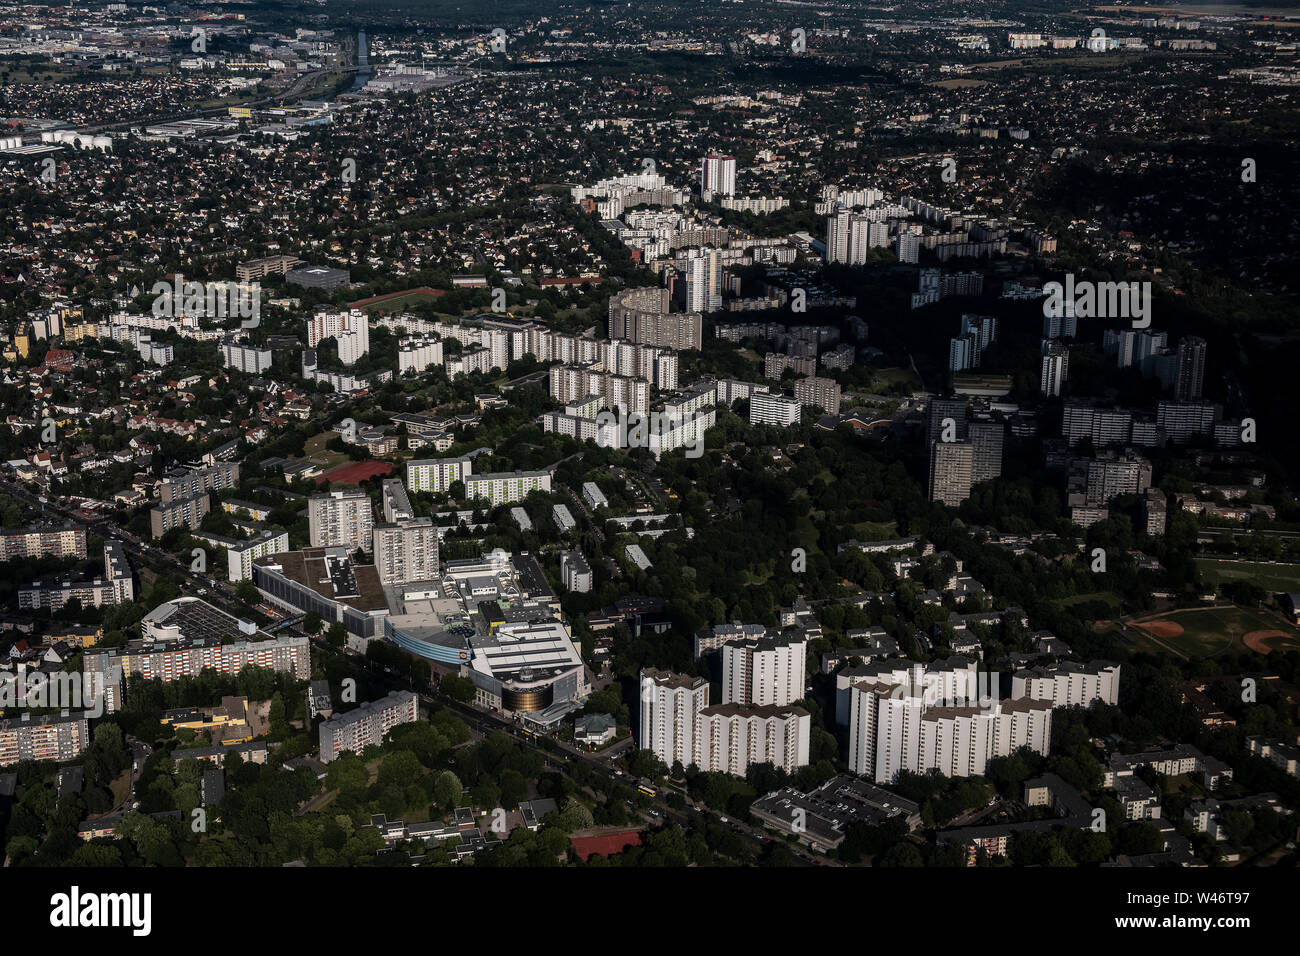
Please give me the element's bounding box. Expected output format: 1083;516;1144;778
348;287;447;312
1127;605;1300;659
315;460;395;486
1195;557;1300;594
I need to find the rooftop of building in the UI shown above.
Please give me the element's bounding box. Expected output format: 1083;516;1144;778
254;547;388;613
141;596;269;643
641;667;707;691
468;619;584;683
321;690;416;728
698;702;810;719
751;775;920;847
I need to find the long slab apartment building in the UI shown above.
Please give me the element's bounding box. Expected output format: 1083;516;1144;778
405;456;551;506
318;690;419;763
159;462;241;502
0;712;91;767
83;597;310;712
235;254;304;282
0;525;87;561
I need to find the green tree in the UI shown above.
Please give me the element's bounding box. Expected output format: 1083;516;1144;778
434;771;463;810
878;842;924;867
235;580;261;606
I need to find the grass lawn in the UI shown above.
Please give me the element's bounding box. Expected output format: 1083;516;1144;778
1195;558;1300;594
973;54;1136;73
403;804;434;824
870;367;922;391
1162;774;1206;798
969;58;1030;70
301;432;351;469
97;768;133;816
1058;591;1123;612
1257;632;1300;652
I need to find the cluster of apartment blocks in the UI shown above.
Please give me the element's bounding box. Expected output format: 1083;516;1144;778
935;743;1231;864
149;462;241;538
759;356;843;414
571;170;690;220
639;668;810;777
947;314;999;373
541;374;791;456
535;292;700;426
191;528;291;582
379;313;506;376
17;539;135;610
913;268;985;309
638;627;811;777
1105;329;1211;404
825;197;895;265
937;771;1095;865
925;399;1005;506
549;365;654;417
305;483;439;585
99;323;175;365
717;317;861;358
1062;451;1155;526
823;187;1013;267
404;456;552;507
1103;744;1234;823
837;657;1120;784
540;394;716;459
843;659;1052;783
900;197;1012;259
217;288;695;403
1062;398;1243;449
307;308;371;365
376;289;696;385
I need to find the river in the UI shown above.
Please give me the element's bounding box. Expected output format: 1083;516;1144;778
350;29;370;92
